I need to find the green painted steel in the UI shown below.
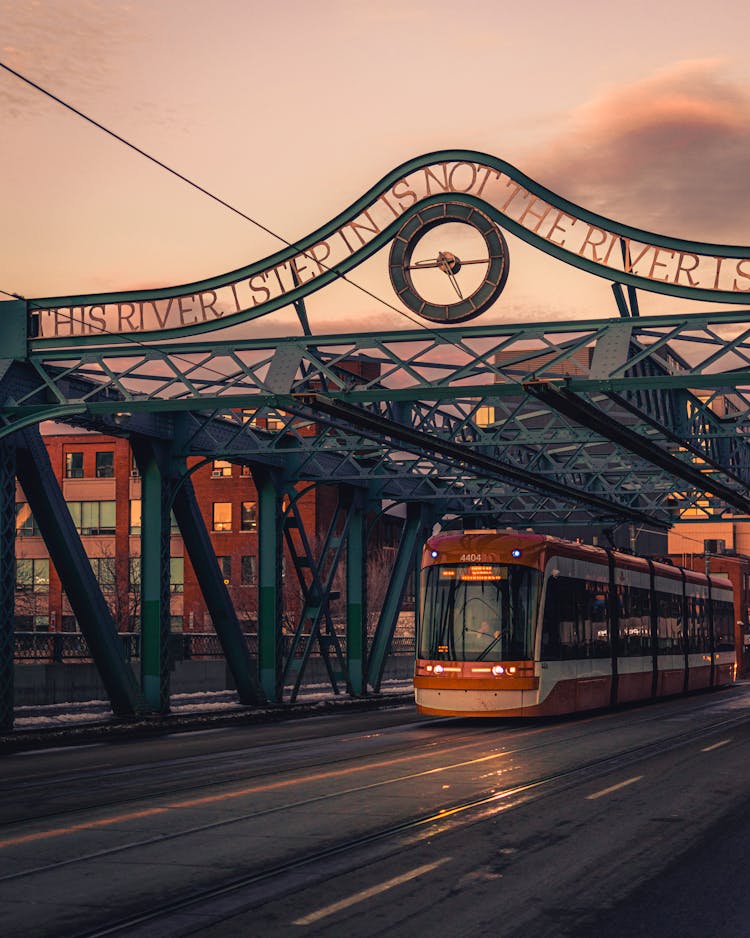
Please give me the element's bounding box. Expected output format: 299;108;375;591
0;444;16;732
346;497;366;696
171;466;265;706
7;148;750;709
136;446;170;712
23;151;750;353
283;490;350;702
254;468;282;702
15;427;144;716
367;504;426;693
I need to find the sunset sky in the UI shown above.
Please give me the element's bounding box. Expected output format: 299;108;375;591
2;0;750;336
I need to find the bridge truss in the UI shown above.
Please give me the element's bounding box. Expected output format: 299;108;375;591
2;149;750;729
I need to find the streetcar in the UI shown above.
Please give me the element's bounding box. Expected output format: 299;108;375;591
415;530;736;717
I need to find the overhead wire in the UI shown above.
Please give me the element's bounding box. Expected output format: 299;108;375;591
0;59;432;335
0;60;620;520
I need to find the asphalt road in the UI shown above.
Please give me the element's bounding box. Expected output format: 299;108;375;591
3;686;750;937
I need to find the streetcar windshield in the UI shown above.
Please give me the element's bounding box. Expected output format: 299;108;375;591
419;564;541;661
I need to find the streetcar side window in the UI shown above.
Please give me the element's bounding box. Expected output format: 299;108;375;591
713;598;735;651
618;584;651;657
686;592;710;654
655;589;683;654
541;575;610;661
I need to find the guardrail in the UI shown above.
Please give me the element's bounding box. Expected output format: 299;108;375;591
13;631;416;663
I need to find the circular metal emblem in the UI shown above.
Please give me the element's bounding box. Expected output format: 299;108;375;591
389;201;509;323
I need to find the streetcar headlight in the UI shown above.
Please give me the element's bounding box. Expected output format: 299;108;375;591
491;665;505;676
511;548;522;559
430;550;439;559
434;664;445;674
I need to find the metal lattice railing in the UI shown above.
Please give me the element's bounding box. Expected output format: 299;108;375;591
13;631;416;663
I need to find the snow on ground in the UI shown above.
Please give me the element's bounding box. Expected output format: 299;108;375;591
13;679;415;729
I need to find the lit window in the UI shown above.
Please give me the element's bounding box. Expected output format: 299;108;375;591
129;500;141;534
212;460;232;478
213;502;232;532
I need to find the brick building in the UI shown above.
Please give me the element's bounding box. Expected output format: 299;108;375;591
14;429;322;635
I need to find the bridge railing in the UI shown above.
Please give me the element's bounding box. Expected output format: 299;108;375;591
13;632;416;663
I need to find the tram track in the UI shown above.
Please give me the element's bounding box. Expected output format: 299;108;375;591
10;700;750;938
0;688;743;832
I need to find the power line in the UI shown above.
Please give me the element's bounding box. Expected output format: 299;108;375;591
0;59;427;330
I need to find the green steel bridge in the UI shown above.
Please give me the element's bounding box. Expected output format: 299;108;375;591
2;149;750;730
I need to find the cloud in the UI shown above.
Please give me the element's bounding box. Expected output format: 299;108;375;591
0;0;141;115
524;61;750;244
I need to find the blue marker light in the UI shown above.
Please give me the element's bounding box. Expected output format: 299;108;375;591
511;548;522;559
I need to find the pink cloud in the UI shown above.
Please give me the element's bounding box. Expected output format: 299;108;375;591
525;61;750;244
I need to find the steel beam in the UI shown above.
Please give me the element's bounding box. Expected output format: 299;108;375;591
0;441;16;732
253;467;283;702
367;503;426;693
170;460;264;706
133;441;171;713
346;493;366;696
15;427;144;717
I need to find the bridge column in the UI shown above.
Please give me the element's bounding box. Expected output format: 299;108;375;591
346;492;367;696
134;443;171;713
253;468;283;702
0;442;16;732
367;503;427;693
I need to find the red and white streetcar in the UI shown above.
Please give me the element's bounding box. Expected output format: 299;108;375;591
415;530;736;717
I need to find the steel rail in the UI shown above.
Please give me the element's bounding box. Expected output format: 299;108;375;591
63;702;750;938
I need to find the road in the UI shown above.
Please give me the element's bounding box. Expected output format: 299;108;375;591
2;685;750;937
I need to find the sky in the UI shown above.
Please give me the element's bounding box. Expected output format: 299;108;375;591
2;0;750;337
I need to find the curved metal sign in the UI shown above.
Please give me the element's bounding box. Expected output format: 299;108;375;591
31;149;750;345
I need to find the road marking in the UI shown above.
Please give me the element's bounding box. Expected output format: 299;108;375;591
585;775;643;800
701;738;731;752
0;747;518;850
292;857;450;925
14;744;104;757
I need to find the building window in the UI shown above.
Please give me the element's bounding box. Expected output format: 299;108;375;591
241;501;257;531
129;557;141;591
15;502;39;537
129;500;178;534
170;557;184;593
130;451;139;478
475;405;495;427
95;451;115;478
212;460;233;478
240;465;251;477
89;557;117;591
213;502;232;532
65;451;84;478
68;501;116;535
129;500;141;534
217;555;231;584
17;558;49;592
241;555;257;586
